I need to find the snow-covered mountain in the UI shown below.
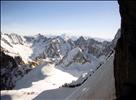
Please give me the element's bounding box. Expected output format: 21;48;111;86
1;33;112;63
1;32;114;91
1;33;32;63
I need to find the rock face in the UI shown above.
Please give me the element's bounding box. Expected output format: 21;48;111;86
0;51;18;89
75;36;112;58
0;51;33;90
114;0;136;98
112;29;121;48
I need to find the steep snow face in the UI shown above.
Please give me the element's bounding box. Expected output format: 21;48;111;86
58;47;87;67
2;33;25;45
1;34;32;63
1;33;33;63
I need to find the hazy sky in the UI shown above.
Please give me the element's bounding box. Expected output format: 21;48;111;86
1;1;120;39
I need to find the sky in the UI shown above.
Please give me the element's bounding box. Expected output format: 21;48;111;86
1;1;121;40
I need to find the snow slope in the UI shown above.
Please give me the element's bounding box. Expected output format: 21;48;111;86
1;62;78;100
15;63;77;90
33;53;115;100
1;34;33;63
1;53;115;100
65;53;115;100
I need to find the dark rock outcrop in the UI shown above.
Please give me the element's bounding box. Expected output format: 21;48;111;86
114;0;136;98
112;28;121;48
0;51;33;90
0;51;18;90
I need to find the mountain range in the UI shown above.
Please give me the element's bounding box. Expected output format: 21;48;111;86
0;30;120;90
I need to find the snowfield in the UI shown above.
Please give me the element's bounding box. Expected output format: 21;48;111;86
1;53;115;100
15;63;78;91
